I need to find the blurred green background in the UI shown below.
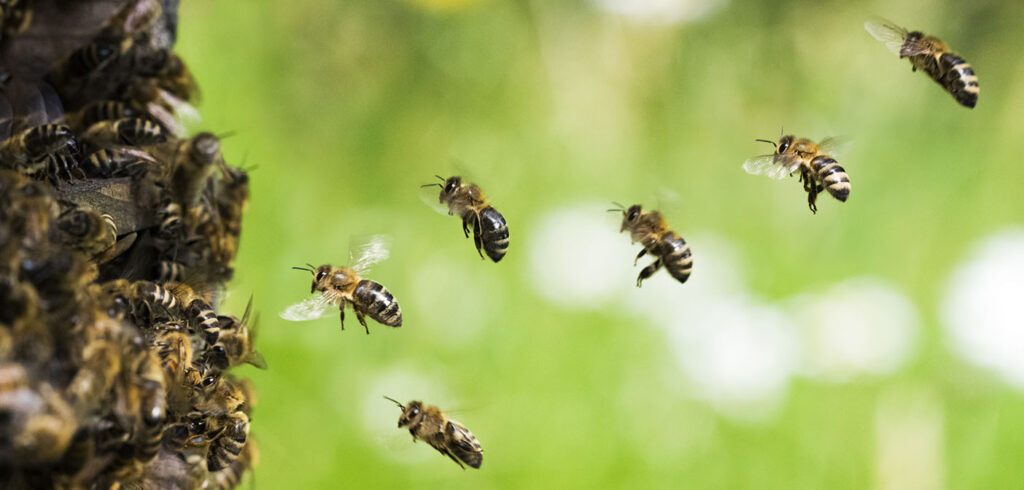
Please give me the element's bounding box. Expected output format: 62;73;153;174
176;0;1024;488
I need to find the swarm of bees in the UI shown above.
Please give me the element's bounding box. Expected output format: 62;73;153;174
0;0;259;487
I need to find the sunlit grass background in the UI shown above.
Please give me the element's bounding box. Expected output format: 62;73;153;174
177;0;1024;488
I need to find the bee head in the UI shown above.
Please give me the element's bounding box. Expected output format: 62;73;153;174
400;400;423;428
776;135;794;154
292;264;331;293
618;204;643;232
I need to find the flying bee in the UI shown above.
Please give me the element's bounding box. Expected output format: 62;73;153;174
612;203;693;287
83;117;165;148
0;123;75;167
384;397;483;469
865;19;979;108
281;235;402;334
743;134;850;213
422;175;509;262
205;296;267;370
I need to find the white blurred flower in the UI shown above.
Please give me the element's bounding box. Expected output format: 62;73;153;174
528;204;637;309
790;278;920;382
941;229;1024;389
592;0;726;24
409;254;499;345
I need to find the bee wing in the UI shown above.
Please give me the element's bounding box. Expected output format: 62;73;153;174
742;155;797;180
418;181;451;216
349;234;391;275
279;293;334;322
243;350;268;370
864;18;910;56
817;137;851;159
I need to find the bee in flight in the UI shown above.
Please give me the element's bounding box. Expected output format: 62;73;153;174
865;18;979;108
384;396;483;469
280;235;402;334
743;134;850;213
612;203;692;287
421;175;509;263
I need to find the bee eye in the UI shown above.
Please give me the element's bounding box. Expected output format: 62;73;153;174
411;408;420;416
202;376;217;387
778;141;790;153
628;210;639;221
315;271;326;282
444;179;458;194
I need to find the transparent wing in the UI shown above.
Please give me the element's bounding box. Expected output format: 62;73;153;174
279;293;333;321
419;179;451;216
742;155;797;180
864;18;910;56
349;234;391;275
817;137;851;159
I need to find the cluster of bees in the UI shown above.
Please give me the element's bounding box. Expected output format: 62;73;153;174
278;17;981;470
0;0;260;488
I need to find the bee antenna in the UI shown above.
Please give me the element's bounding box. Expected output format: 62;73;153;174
216;130;237;140
383;396;404;408
420;183;442;188
435;175;444;181
755;138;777;148
291;266;312;273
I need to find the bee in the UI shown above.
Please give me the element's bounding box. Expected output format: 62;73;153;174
0;123;75;168
155;259;186;282
156;199;185;238
133;280;181;317
384;397;483;469
162;411;209;451
55;208;117;260
281;235;402;334
83;117;166;148
67;100;136;131
743;134;850;213
0;375;77;464
186;366;246;417
151;323;193;385
865;19;979;108
206;411;250;471
422;175;509;262
0;0;33;38
205;438;256;490
205;296;267;370
169;132;222;207
80;149;147;178
612;203;693;287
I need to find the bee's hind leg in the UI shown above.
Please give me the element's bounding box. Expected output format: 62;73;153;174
634;248;647;267
355;310;370;334
472;213;485;260
338;308;345;330
637;259;663;287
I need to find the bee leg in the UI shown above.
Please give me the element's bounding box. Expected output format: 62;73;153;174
338;308;345;330
355;310;370;334
636;259;663;287
462;218;471;238
472;213;485;260
443;449;466;469
807;184;819;214
633;248;647;267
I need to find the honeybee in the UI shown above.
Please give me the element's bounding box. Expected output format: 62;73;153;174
155;259;186;282
168;132;222;207
186;367;246;417
612;203;693;287
0;373;77;464
205;296;267;370
865;19;979;108
384;397;483;469
205;437;256;490
55;208;117;261
83;117;165;148
81;149;147;178
281;235;402;334
743;134;850;213
206;411;249;471
152;323;193;385
422;175;509;262
0;123;75;168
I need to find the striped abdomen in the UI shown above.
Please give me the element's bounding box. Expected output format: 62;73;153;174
937;52;978;108
155;260;185;282
134;281;178;312
22;124;74;160
476;206;509;262
208;412;249;471
115;118;165;146
810;155;850;202
67;41;119;77
135;379;166;462
82;149;142;177
353;279;402;327
79;101;134;129
655;232;692;284
189;299;220;342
